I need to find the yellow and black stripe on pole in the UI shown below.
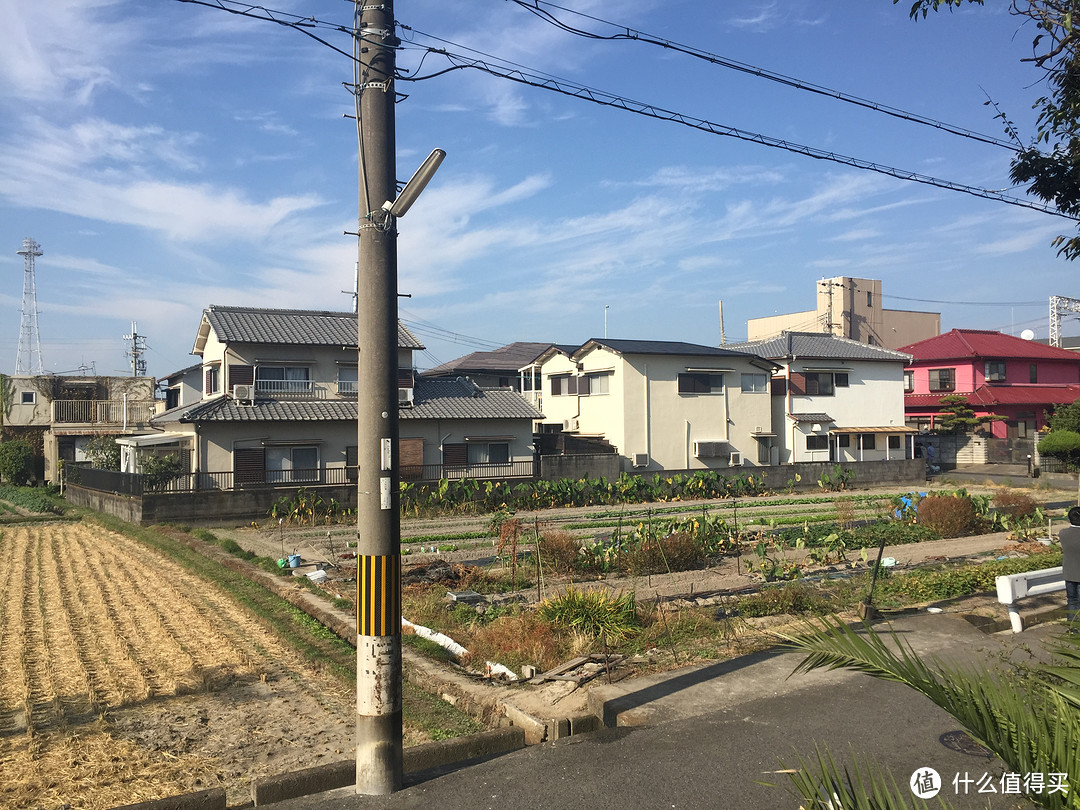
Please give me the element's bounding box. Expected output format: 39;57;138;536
357;554;401;636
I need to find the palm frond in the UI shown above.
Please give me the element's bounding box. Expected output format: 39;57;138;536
782;746;939;810
778;617;1080;810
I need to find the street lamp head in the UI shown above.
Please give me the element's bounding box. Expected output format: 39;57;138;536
383;148;446;218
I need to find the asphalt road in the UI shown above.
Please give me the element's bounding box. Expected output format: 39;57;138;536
273;612;1061;810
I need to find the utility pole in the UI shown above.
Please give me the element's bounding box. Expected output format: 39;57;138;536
123;322;148;377
354;0;402;794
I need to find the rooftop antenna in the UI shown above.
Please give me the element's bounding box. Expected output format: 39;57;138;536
123;321;148;377
15;237;45;375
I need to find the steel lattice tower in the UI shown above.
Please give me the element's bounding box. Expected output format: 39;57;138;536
15;237;44;375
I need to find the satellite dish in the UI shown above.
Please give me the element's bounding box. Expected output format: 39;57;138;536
1021;329;1036;340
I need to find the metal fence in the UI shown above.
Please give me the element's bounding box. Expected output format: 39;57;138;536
71;459;535;495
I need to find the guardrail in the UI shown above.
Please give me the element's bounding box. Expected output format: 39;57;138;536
995;566;1064;632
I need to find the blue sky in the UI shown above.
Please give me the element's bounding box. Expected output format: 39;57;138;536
1;0;1077;378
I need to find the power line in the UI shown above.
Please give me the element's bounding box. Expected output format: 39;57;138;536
507;0;1019;152
400;43;1076;222
173;1;1079;223
883;294;1045;306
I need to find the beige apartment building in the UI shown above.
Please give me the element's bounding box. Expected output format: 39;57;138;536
747;277;939;350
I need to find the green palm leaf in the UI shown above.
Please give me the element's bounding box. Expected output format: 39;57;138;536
776;617;1080;810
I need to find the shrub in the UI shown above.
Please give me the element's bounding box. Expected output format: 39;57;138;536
537;586;639;640
0;440;33;485
538;530;583;574
991;491;1038;520
84;435;120;470
916;494;977;538
625;531;704;575
1037;429;1080;468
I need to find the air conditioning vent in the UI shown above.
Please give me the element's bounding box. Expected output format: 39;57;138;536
232;384;253;404
693;440;727;458
562;418;579;432
632;453;649;468
398;387;414;406
728;452;743;467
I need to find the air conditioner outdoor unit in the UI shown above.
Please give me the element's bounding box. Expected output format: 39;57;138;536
232;384;253;404
632;453;649;468
563;417;579;432
398;387;414;406
728;452;743;467
693;441;727;458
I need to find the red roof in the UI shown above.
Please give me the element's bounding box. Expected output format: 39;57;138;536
900;329;1080;363
905;384;1080;410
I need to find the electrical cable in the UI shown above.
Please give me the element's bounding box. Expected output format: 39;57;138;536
506;0;1019;152
883;294;1044;306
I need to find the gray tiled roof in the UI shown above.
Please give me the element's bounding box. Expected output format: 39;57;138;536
423;342;554;376
153;378;541;424
581;338;761;359
203;305;424;350
723;332;911;362
791;412;834;424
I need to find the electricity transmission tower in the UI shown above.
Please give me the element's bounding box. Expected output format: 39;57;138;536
1049;295;1080;347
15;237;44;375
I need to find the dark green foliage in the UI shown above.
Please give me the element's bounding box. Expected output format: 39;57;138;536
140;453;185;492
1046;398;1080;434
0;484;63;514
1038;429;1080;468
0;440;33;485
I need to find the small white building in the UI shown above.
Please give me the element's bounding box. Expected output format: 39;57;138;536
723;332;914;464
528;339;778;472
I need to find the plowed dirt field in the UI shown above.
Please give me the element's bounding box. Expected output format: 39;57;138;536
0;521;359;808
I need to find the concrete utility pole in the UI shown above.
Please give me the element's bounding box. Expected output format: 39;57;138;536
354;0;403;794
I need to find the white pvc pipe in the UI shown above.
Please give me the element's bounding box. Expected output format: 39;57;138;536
401;618;518;681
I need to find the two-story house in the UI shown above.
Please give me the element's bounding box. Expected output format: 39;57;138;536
1;374;158;482
150;306;542;485
529;338;778;472
900;329;1080;439
723;332;914;464
421;342;562;392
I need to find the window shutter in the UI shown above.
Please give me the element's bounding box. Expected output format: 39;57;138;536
400;438;424;467
771;376;786;397
443;442;467;467
398;368;414;388
229;364;254;387
234;448;265;485
788;373;805;396
346;445;358;481
205;368;214;395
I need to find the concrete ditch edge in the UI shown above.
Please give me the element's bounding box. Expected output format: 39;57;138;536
111;787;226;810
249;726;526;805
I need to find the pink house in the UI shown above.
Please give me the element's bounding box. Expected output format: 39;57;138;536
900;329;1080;440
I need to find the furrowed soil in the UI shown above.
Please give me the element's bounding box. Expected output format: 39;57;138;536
0;520;366;809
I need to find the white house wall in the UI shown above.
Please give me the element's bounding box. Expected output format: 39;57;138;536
539;347;773;472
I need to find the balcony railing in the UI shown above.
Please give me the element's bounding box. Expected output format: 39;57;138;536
52;399;157;425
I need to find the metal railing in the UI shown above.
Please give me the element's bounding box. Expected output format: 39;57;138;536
52;399;157;425
401;459;534;481
70;459;535;494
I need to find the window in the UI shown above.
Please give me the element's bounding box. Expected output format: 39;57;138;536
805;372;847;396
985;360;1006;382
20;391;35;405
928;368;955;392
806;435;828;451
756;437;771;464
1030;364;1038;384
837;435;850;448
468;442;509;465
888;435;901;450
550;375;579;396
867;291;873;307
585;372;610;395
741;373;768;393
256;366;311;394
338;366;358;396
678;372;724;394
862;435;876;451
266;445;319;483
903;370;914;393
204;366;220;396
